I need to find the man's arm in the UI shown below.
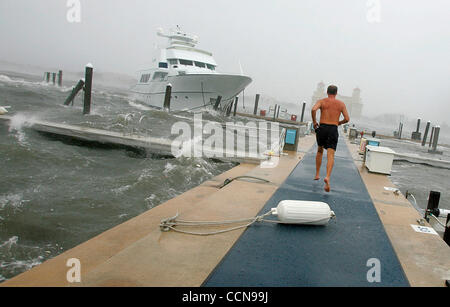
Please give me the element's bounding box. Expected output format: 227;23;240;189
339;104;350;126
311;100;322;129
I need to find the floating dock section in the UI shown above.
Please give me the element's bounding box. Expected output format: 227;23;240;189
0;115;266;165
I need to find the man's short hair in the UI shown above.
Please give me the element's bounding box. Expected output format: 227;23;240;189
327;85;338;95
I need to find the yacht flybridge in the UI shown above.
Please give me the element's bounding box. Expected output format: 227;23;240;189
130;27;252;112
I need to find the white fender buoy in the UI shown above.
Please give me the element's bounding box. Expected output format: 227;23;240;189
271;200;335;226
0;107;8;115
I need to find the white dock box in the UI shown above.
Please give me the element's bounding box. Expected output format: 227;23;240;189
365;145;396;175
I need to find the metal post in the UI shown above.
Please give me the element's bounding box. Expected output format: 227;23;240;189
422;121;430;146
399;123;403;139
425;191;440;222
163;84;172;112
253;94;260;115
83;64;93;115
416;118;421;133
233;97;238;116
300;102;306;122
213;95;222;111
57;70;63;87
63;79;85;106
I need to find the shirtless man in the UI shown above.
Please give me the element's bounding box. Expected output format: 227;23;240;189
311;85;350;192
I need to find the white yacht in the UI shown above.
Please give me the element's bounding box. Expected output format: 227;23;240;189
130;27;252;112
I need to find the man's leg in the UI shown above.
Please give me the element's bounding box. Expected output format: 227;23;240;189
314;146;324;180
324;148;335;192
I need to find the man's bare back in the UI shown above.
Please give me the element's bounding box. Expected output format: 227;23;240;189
313;97;350;126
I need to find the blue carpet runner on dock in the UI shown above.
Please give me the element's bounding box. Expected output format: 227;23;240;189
204;136;409;287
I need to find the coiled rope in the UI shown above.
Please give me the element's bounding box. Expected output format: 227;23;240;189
159;211;274;236
159;211;335;236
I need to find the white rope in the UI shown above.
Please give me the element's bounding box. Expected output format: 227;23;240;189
429;214;449;228
160;211;273;236
407;193;424;214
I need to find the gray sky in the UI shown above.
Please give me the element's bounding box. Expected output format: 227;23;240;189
0;0;449;123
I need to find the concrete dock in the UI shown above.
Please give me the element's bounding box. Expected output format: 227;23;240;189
1;129;449;287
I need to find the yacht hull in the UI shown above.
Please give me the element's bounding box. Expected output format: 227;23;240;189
130;74;252;111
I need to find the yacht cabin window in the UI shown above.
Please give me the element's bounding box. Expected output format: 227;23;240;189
152;72;168;81
195;61;206;68
158;62;168;68
140;74;151;83
169;58;215;70
179;59;193;66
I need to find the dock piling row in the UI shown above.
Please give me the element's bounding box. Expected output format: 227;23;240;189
43;70;63;87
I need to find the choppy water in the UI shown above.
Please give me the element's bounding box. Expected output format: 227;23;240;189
0;71;239;282
1;71;449;283
352;119;450;213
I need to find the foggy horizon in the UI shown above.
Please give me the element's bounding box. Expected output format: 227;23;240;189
1;0;449;124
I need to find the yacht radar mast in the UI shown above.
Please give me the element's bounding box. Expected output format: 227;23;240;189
157;26;199;48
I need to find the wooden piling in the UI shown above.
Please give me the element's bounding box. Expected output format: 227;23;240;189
225;101;233;117
431;126;440;151
422;121;430;146
253;94;260;115
425;191;440;222
57;70;63;87
300;102;306;122
233;97;238;116
46;72;50;83
63;79;85;106
273;104;277;120
83;64;93;115
52;73;56;85
429;127;435;147
163;84;172;111
213;95;222;111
